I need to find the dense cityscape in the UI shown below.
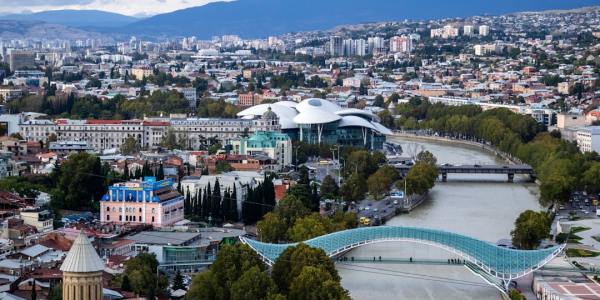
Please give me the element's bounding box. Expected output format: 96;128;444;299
0;1;600;300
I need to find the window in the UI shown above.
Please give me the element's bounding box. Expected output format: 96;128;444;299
107;215;110;221
152;216;155;222
106;207;110;211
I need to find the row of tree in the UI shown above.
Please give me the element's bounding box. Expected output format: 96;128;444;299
183;179;239;224
186;243;349;300
387;99;600;205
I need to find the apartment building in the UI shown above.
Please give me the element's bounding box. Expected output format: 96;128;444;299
576;126;600;153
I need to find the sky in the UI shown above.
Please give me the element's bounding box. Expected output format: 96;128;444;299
0;0;226;17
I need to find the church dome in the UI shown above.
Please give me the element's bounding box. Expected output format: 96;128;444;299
261;106;278;120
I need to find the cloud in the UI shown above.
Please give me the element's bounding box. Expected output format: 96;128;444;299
0;0;95;6
0;0;224;16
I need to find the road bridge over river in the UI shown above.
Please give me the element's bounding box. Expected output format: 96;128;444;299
393;164;536;182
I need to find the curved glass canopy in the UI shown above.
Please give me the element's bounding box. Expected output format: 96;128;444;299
240;226;563;280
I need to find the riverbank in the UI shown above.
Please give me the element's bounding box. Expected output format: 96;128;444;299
388;132;522;165
340;135;543;300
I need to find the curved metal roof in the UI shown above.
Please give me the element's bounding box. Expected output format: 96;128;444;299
237;103;299;129
296;98;341;113
338;115;377;130
371;121;394;135
241;226;563;281
336;108;377;121
293;107;342;124
60;231;105;273
274;101;298;108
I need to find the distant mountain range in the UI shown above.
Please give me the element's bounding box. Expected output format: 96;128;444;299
0;20;104;39
1;0;600;39
123;0;600;38
0;10;138;29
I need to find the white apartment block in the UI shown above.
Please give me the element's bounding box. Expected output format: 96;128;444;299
479;25;490;36
464;25;474;36
431;26;459;39
390;36;413;53
576;126;600;154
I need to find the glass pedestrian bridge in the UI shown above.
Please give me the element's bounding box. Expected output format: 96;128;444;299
240;226;564;283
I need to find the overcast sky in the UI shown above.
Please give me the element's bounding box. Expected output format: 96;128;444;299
0;0;226;17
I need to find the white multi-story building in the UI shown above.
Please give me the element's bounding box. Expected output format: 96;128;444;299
431;26;459;39
479;25;490;36
20;119;56;143
367;37;385;53
390;35;413;53
464;25;474;36
576;126;600;153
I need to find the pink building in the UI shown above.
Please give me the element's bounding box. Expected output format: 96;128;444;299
100;177;184;227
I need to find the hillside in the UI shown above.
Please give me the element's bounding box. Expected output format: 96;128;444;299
0;20;104;39
124;0;600;38
0;10;138;29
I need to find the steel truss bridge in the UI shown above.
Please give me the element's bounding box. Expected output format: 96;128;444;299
240;226;564;293
393;164;536;182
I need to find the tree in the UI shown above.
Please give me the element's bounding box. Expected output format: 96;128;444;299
208;143;223;155
230;266;277;300
398;160;438;195
581;162;600;194
186;270;221;300
416;150;437;165
256;212;287;243
511;210;551;250
51;153;105;211
288;266;350;300
215;161;234;174
373;95;385;108
340;172;367;202
121;274;132;292
121;136;140;155
367;165;399;200
172;270;185;291
508;288;526;300
160;128;183;150
122;252;168;297
272;243;340;294
188;244;265;300
31;279;37;300
319;175;339;199
287;213;329;242
274;195;310;229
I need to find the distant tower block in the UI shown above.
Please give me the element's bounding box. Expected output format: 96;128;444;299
60;231;105;300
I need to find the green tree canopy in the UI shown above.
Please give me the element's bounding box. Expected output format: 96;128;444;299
271;243;340;294
51;153;105;211
288;266;350;300
511;210;551;250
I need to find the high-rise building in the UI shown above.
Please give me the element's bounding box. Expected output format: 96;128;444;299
8;50;35;71
330;36;343;56
464;25;474;36
479;25;490;36
355;39;367;56
367;37;385;54
390;36;413;53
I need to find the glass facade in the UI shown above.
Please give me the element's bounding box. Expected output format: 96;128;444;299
295;122;385;150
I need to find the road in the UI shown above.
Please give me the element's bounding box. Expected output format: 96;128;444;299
354;198;402;225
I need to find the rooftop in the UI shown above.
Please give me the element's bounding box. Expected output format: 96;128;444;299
127;231;202;246
60;231;105;273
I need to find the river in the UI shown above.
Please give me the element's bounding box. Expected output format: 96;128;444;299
338;136;543;300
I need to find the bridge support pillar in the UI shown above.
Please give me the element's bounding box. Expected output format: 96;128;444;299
441;172;447;182
507;173;514;183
